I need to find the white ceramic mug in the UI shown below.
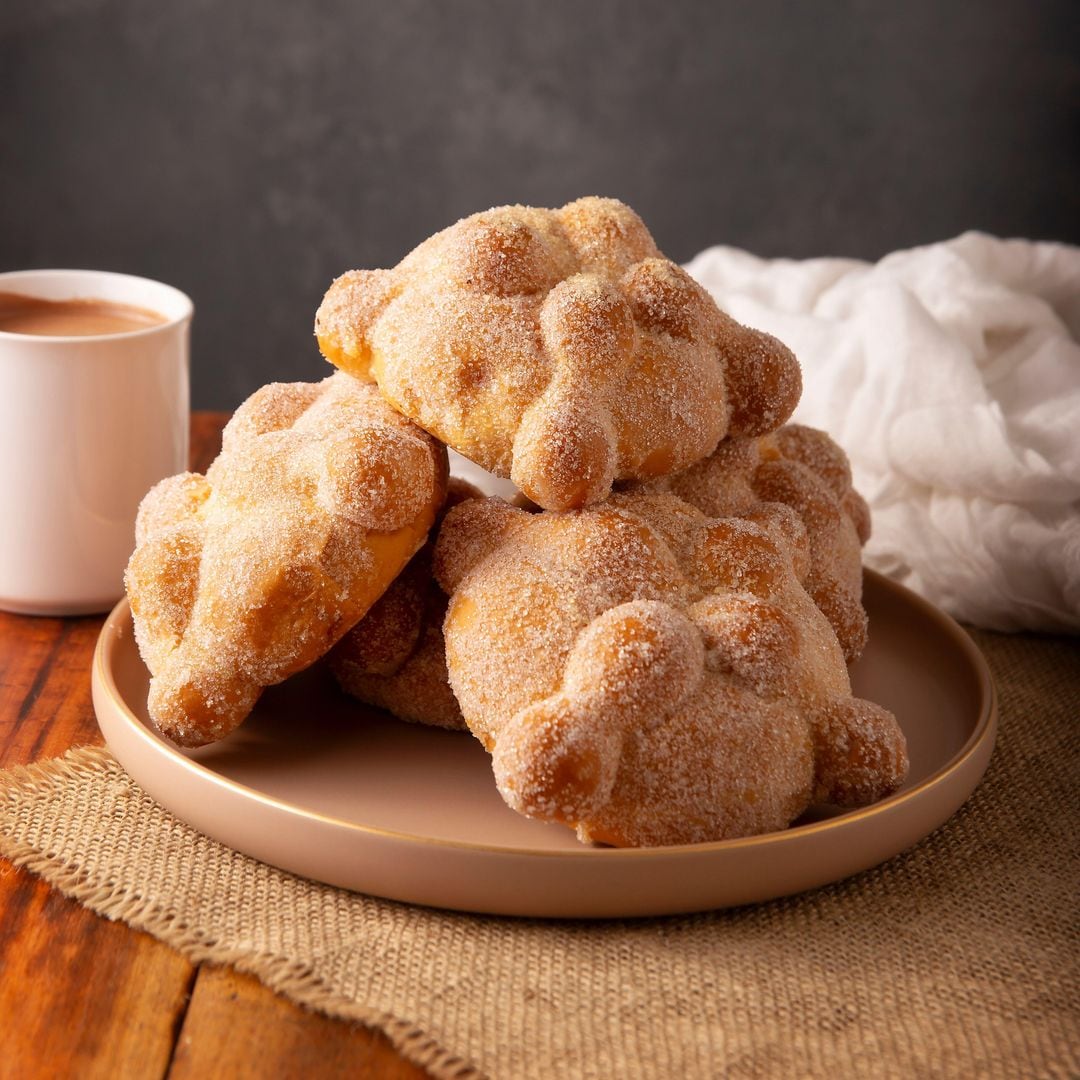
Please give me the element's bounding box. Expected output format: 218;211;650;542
0;269;192;616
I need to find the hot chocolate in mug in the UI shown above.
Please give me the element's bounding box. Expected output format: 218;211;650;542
0;269;192;615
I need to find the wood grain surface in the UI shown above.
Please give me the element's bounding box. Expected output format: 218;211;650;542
0;413;428;1080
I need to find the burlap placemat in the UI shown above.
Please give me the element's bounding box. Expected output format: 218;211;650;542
1;629;1077;1079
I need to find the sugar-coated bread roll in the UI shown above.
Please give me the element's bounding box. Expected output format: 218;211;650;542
126;372;448;747
433;491;907;847
316;197;801;511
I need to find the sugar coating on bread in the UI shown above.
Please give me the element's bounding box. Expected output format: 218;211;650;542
315;197;801;511
125;373;448;747
434;491;907;847
628;424;871;661
329;477;480;730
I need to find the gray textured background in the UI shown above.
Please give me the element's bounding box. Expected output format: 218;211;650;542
3;0;1077;409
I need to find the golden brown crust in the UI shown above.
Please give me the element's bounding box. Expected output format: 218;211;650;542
125;373;448;747
628;424;871;662
331;572;464;731
434;491;907;847
315;197;801;511
328;478;480;731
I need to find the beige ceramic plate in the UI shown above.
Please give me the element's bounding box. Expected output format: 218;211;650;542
92;570;996;918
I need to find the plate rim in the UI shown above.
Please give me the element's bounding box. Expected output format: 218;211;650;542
94;569;997;861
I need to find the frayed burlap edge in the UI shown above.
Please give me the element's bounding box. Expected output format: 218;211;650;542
0;744;483;1080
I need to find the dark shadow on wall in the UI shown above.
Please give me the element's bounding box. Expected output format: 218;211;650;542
2;0;1078;408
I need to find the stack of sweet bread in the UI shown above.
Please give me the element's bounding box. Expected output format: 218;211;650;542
126;197;908;847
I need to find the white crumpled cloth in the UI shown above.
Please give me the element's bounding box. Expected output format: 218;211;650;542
685;232;1080;632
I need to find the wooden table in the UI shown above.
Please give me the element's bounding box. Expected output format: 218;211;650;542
0;414;427;1079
